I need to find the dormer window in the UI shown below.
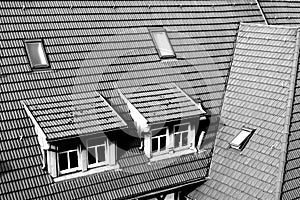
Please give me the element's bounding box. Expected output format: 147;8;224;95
87;137;108;168
24;39;49;70
118;83;206;161
58;148;80;174
151;127;168;154
149;28;175;58
230;128;255;150
174;124;189;149
21;92;127;180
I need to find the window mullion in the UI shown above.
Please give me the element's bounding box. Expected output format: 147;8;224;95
67;151;70;170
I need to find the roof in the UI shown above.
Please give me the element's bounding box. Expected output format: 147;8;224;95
188;23;300;200
0;1;265;200
22;92;127;141
258;0;300;26
119;83;205;124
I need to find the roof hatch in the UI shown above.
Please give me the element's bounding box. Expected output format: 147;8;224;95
230;128;255;150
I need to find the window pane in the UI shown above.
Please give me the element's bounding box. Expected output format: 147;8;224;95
175;124;189;133
182;132;188;146
160;136;166;151
26;42;47;66
97;145;106;163
88;147;96;165
174;133;180;148
153;128;167;137
153;32;174;56
152;138;158;152
88;137;106;147
69;151;78;168
59;152;68;171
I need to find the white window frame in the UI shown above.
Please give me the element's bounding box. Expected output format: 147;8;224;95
149;27;176;58
58;148;80;175
151;127;169;155
24;39;49;69
87;137;108;168
174;123;190;150
230;128;255;150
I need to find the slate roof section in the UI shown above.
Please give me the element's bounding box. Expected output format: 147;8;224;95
0;1;265;200
188;23;299;200
119;83;205;124
22;92;127;140
259;0;300;26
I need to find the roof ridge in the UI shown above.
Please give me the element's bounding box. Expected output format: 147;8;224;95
276;28;300;200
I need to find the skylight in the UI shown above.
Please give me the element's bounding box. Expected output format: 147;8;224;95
25;40;49;69
149;28;175;58
230;128;255;150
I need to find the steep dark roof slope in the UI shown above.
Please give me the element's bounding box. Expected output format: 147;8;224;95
188;23;300;200
0;1;264;200
259;0;300;26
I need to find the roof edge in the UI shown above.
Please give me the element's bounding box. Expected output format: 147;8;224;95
98;93;128;129
276;28;300;200
206;22;242;178
21;100;50;147
255;0;268;25
240;22;300;30
173;83;206;115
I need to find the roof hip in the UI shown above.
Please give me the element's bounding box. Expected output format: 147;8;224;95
276;27;300;200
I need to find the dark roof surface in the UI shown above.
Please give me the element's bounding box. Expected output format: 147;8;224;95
188;23;299;200
119;83;205;124
0;1;265;200
23;91;127;140
259;0;300;26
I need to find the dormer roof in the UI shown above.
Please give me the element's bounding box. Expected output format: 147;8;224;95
22;91;127;141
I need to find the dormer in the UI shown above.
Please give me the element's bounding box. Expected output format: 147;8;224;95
118;83;206;160
22;92;127;179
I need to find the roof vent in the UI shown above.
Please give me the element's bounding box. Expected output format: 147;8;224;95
230;128;255;150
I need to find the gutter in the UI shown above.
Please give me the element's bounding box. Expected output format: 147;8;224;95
126;177;207;200
276;28;300;200
255;0;268;25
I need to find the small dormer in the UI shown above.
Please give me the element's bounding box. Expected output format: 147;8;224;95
22;92;127;180
118;83;206;161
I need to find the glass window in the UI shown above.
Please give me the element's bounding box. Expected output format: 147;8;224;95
150;28;175;58
25;40;49;69
58;149;79;174
152;128;167;154
230;128;255;150
87;137;107;167
174;124;189;149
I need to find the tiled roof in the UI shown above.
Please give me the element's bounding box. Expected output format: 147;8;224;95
259;0;300;26
119;83;205;124
0;1;265;200
22;92;127;140
188;23;299;200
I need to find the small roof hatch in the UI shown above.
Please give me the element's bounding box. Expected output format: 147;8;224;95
230;127;255;150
